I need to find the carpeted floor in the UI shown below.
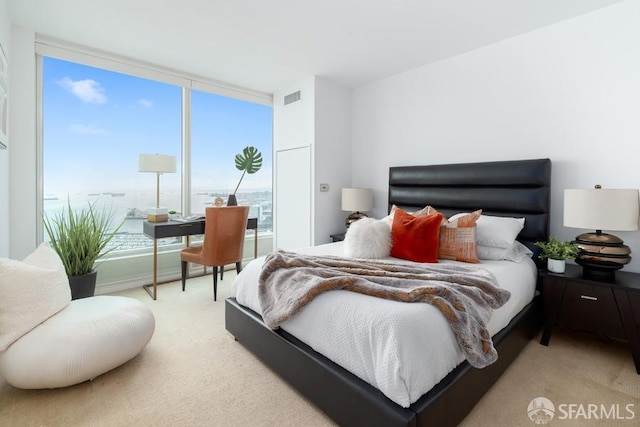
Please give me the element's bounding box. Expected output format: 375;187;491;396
1;272;638;426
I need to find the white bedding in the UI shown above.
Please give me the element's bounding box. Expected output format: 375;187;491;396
233;241;537;408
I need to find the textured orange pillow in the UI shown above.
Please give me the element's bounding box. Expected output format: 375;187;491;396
390;208;443;263
438;209;482;263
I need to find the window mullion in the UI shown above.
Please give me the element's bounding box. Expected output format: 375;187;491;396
182;86;192;216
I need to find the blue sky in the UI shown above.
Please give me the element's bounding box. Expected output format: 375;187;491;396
43;57;273;195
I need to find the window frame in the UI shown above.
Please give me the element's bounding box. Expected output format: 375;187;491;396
35;37;273;277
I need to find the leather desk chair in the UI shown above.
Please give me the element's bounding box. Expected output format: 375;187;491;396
180;205;250;300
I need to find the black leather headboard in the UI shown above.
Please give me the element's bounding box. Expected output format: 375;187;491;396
388;158;551;260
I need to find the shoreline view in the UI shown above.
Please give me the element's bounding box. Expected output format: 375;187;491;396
44;190;272;252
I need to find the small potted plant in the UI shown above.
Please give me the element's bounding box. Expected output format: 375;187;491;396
535;237;580;273
228;146;262;206
43;199;124;299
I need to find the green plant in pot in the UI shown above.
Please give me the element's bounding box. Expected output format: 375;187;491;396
43;199;124;299
535;237;580;273
228;146;262;206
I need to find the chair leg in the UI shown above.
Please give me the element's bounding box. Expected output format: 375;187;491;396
236;261;242;274
212;266;218;301
220;266;224;281
181;261;188;291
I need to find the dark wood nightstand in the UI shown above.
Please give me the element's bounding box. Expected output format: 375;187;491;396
540;263;640;374
330;232;345;242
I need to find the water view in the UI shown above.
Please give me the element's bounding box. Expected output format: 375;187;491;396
43;190;272;252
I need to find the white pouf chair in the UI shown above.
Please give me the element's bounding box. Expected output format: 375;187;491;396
0;243;155;389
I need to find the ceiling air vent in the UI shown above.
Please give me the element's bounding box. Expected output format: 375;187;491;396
284;91;301;105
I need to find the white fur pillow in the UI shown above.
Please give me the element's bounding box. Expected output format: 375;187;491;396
0;243;71;352
344;218;392;259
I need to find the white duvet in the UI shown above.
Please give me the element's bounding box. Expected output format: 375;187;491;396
233;242;537;408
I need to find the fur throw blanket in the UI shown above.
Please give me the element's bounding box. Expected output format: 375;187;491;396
258;250;511;368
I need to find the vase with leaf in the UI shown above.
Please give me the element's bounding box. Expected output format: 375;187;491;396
228;146;262;206
535;237;580;273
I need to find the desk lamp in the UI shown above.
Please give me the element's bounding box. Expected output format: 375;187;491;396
138;154;176;221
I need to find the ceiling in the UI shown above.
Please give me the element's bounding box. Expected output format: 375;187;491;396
7;0;624;94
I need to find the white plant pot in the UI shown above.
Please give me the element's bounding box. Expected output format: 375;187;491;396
547;258;565;274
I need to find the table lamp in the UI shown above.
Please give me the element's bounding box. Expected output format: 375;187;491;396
138;154;176;221
564;185;639;280
342;188;373;228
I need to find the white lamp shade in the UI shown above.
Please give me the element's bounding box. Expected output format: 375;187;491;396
138;154;176;173
564;188;639;231
342;188;373;212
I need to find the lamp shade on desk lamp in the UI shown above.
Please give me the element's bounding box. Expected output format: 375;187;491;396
138;154;176;209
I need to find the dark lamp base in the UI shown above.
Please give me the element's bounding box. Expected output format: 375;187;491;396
577;261;618;282
573;230;631;283
345;212;368;228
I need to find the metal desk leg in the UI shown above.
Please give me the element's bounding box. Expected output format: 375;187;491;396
153;239;157;299
254;229;258;258
143;239;158;300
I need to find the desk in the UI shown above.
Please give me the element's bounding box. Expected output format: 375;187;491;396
142;217;258;300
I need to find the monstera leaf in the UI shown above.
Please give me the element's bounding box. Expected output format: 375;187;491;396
233;146;263;195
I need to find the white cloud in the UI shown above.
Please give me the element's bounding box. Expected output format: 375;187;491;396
69;124;110;135
57;77;107;104
138;99;153;108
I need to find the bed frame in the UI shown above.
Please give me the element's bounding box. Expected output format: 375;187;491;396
226;158;551;426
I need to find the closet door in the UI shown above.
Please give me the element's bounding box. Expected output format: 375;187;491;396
275;145;311;250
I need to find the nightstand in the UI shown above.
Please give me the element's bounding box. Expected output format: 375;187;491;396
330;233;345;242
540;263;640;374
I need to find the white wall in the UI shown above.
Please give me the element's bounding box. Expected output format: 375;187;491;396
0;0;10;257
352;1;640;272
8;26;36;259
273;76;353;249
273;78;314;250
313;77;352;243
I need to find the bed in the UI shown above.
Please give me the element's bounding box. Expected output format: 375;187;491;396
226;158;551;426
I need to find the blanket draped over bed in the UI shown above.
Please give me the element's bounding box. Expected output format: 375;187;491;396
258;250;512;368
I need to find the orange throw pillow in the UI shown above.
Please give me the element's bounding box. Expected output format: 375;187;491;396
438;209;482;263
390;208;443;263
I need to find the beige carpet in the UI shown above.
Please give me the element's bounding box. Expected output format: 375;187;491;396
1;272;638;426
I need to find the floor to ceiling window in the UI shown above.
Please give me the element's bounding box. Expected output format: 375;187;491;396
42;57;183;251
191;89;272;231
39;49;273;286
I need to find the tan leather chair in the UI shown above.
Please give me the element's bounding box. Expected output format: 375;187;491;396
180;206;250;300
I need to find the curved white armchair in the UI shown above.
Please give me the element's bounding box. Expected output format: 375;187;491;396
0;244;155;389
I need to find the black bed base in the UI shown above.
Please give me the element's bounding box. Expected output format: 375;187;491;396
225;296;541;427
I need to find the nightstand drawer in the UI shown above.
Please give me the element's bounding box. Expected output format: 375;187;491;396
559;283;625;339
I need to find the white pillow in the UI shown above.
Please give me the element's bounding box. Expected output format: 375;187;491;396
477;215;525;248
0;243;72;352
477;241;533;262
450;213;525;249
344;217;392;259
